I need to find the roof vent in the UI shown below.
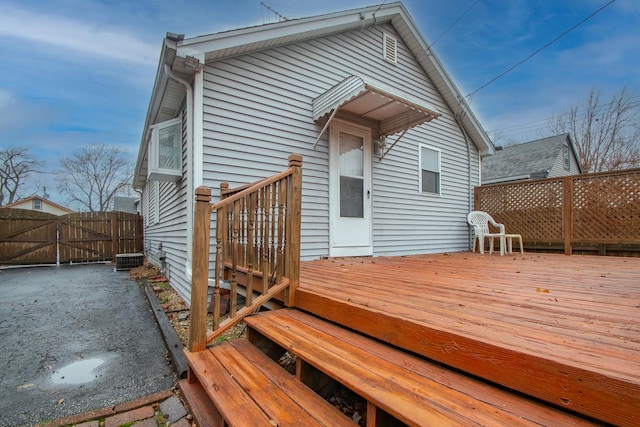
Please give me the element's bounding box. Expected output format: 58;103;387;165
383;33;397;64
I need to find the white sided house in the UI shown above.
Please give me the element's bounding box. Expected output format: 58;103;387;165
134;2;495;302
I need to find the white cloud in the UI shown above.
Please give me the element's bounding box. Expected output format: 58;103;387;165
0;88;12;108
0;4;158;66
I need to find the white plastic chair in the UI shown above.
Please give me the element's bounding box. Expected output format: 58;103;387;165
467;211;505;255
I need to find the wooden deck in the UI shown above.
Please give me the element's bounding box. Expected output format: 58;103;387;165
296;252;640;426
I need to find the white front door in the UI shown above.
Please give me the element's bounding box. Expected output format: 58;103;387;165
329;121;372;257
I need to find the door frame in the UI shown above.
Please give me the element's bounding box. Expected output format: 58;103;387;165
328;119;373;257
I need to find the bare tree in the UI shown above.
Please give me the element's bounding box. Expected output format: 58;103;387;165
0;146;43;206
57;144;133;212
549;86;640;173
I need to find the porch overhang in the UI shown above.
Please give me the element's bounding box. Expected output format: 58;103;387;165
312;75;441;146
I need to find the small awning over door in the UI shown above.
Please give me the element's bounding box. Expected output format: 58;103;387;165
313;75;441;138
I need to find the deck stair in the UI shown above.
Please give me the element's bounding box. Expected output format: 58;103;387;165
183;308;600;427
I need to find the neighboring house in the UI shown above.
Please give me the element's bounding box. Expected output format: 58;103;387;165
3;196;74;216
134;2;495;302
113;196;140;214
482;133;582;184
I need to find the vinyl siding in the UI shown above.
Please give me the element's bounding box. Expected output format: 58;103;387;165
143;110;192;302
200;23;480;259
549;145;581;177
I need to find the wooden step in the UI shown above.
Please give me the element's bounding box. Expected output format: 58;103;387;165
178;378;224;427
245;308;600;427
184;338;354;427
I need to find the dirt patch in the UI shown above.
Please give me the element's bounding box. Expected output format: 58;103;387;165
130;264;246;347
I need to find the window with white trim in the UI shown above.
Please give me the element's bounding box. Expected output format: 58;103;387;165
33;199;42;210
563;145;570;171
148;117;182;182
419;144;441;195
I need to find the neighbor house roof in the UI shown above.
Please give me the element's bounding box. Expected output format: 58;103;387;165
482;133;582;184
134;2;495;188
3;196;74;214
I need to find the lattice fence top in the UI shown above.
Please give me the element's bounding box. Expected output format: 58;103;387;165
573;171;640;242
477;179;564;241
475;169;640;245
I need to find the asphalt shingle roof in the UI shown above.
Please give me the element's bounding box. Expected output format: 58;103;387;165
482;134;570;183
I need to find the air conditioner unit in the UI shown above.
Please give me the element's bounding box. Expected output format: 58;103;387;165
116;253;144;270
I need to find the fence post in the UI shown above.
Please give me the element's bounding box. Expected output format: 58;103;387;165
111;212;118;261
562;177;574;255
285;154;302;307
190;186;211;353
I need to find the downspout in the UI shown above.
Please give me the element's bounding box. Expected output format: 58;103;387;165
455;112;474;250
163;64;196;282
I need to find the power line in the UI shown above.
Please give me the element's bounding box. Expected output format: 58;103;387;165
261;2;288;23
429;0;480;48
466;0;617;99
489;92;640;136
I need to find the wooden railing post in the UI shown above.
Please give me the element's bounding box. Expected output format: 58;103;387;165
562;177;574;255
190;186;212;352
285;154;302;307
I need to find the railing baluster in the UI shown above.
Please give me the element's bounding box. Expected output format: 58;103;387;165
270;182;277;279
240;197;247;266
231;199;240;318
263;184;271;289
213;206;222;331
246;191;256;306
277;178;287;284
190;155;302;348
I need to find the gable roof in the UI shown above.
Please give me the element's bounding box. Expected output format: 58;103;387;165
134;2;494;188
3;196;74;213
482;133;582;184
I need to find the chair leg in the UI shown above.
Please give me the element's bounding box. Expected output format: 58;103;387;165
479;236;485;254
518;235;524;255
488;237;493;254
500;235;505;256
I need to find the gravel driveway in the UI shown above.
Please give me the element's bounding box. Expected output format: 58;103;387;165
0;264;175;427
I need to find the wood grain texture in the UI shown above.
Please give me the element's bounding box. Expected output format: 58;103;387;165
184;341;353;427
245;308;600;427
296;252;640;426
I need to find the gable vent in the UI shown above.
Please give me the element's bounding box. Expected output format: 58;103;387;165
383;33;397;64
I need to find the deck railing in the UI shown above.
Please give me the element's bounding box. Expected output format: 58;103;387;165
189;154;302;352
475;168;640;255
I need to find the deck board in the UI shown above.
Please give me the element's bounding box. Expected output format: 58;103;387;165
297;252;640;426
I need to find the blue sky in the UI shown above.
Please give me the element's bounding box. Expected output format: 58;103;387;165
1;0;638;202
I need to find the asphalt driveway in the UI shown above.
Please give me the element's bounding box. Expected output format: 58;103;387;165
0;264;175;427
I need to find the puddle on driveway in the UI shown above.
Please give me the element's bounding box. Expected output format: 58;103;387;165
50;357;106;385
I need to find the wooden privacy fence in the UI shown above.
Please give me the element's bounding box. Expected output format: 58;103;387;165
475;168;640;255
0;208;143;265
189;154;302;352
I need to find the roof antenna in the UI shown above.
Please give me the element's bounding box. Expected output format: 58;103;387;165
261;2;288;22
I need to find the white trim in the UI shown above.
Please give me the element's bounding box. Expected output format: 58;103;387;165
193;58;205;188
419;143;441;195
329;119;373;257
382;32;398;64
148;117;183;182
